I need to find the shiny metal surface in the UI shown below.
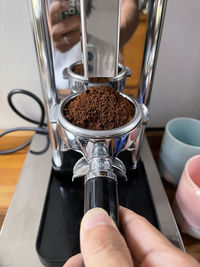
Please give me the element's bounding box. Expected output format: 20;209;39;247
0;134;184;267
141;137;185;250
58;92;142;141
63;61;131;93
80;0;88;76
72;157;90;179
57;92;143;184
85;142;118;182
28;0;64;169
132;0;168;168
73;156;127;180
57;93;142;163
138;0;168;106
80;0;121;77
0;134;52;267
86;170;117;182
28;0;167;172
27;0;128;170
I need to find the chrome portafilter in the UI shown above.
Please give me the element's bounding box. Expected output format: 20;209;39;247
63;61;131;94
57;92;145;224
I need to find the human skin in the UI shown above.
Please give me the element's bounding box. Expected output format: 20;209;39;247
63;207;200;267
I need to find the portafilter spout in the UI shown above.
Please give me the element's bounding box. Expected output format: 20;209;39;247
57;92;144;224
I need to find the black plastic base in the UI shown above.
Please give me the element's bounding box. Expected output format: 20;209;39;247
36;151;159;267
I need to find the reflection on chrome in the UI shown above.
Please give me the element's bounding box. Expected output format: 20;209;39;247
133;0;167;168
28;0;167;170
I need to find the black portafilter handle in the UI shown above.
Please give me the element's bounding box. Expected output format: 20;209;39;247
84;176;119;225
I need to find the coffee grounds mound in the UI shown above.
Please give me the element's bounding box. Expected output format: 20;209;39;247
63;86;135;130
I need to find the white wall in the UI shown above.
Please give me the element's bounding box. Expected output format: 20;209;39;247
0;0;42;129
0;0;200;129
149;0;200;127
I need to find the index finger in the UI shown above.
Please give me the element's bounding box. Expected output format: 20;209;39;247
120;207;200;267
119;206;174;263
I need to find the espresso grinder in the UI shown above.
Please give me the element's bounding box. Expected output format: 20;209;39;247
0;0;185;266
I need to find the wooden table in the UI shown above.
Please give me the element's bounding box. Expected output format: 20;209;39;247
0;130;200;263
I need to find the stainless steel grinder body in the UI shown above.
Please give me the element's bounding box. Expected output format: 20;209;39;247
28;0;168;222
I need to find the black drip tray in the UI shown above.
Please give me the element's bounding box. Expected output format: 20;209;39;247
36;151;159;267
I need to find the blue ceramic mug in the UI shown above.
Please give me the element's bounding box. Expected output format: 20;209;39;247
159;117;200;185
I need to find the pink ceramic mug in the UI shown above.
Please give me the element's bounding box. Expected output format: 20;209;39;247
173;155;200;239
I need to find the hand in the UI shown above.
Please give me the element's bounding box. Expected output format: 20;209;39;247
64;207;199;267
49;1;80;53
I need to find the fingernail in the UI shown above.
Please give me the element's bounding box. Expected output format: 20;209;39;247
83;208;116;231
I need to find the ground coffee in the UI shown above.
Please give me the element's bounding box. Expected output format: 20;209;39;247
72;63;110;83
72;63;84;75
63;86;135;130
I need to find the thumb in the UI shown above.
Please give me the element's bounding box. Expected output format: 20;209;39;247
80;208;133;267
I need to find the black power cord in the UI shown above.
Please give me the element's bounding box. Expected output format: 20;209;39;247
0;89;49;155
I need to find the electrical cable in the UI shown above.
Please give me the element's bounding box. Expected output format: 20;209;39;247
0;89;50;155
7;89;47;127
